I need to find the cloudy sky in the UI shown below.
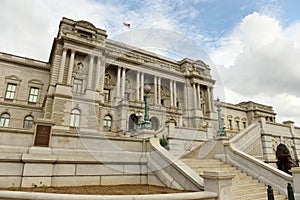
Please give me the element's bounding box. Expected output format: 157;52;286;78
1;0;300;125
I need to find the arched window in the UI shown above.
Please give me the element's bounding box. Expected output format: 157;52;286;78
0;113;10;127
103;115;112;131
70;109;81;127
23;115;34;129
150;117;160;131
129;114;138;131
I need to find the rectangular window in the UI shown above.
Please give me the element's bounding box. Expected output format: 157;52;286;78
243;121;247;129
5;83;17;99
228;119;232;130
104;89;110;102
28;87;39;103
236;121;240;130
73;79;83;93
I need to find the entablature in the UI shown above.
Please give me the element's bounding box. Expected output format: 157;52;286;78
0;52;50;71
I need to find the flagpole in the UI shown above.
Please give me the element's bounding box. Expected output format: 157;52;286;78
129;27;131;45
123;22;131;45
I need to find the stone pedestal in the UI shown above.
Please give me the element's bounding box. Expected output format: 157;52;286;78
291;167;300;199
136;129;155;138
202;171;235;200
214;136;230;162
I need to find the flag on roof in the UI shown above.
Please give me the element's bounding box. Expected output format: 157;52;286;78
123;22;130;28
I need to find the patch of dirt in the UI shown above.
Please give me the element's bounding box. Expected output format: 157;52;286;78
1;184;192;195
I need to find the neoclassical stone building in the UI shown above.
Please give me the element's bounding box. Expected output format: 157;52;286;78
0;18;299;190
0;17;217;137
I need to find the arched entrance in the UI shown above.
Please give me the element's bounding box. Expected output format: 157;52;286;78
129;114;138;132
150;117;160;131
276;143;298;175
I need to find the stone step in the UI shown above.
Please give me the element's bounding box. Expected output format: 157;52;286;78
235;191;286;200
180;158;287;200
233;182;265;190
255;195;286;200
233;186;266;195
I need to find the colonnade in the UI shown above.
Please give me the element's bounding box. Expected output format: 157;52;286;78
115;66;178;107
58;48;105;92
192;83;213;112
57;48;213;112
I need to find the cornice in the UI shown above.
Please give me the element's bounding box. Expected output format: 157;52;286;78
0;52;50;71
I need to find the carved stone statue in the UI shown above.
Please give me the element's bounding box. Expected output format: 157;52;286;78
276;143;299;175
73;62;85;77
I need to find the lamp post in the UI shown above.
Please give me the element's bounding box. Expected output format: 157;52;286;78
216;98;226;137
142;84;152;129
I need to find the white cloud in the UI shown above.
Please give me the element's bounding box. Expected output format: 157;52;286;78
210;12;300;125
0;0;197;60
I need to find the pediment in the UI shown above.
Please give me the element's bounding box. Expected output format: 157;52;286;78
5;75;22;82
76;20;96;29
28;79;43;85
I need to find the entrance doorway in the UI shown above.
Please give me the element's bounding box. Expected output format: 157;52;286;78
129;114;138;132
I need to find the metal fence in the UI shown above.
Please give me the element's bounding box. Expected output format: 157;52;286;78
267;183;295;200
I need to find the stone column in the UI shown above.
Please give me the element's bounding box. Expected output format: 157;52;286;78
99;58;105;93
207;86;212;112
136;71;140;101
210;87;215;112
197;84;201;109
184;83;188;110
94;56;101;90
170;80;173;107
140;73;144;100
58;48;67;83
154;76;157;105
193;83;197;110
202;171;235;200
291;167;300;199
116;66;121;97
121;67;126;98
87;55;94;90
67;50;75;85
173;81;177;107
158;77;161;105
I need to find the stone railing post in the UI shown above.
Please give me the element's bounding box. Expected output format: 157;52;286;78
202;171;235;200
291;167;300;199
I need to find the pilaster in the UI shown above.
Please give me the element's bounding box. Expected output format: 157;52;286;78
67;50;75;85
58;48;67;83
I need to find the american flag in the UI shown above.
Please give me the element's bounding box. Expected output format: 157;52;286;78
123;22;130;28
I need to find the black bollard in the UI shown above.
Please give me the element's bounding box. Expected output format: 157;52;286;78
267;185;275;200
287;183;295;200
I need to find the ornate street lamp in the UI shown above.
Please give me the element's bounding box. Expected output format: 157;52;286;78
142;84;152;129
216;98;226;137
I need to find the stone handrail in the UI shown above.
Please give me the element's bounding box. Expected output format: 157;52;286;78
148;138;204;191
0;190;217;200
229;123;260;152
225;141;293;195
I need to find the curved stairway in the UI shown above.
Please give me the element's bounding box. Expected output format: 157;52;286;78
180;158;287;200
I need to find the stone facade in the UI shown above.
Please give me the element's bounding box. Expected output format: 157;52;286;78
0;17;299;189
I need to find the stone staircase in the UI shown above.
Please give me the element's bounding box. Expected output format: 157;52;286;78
180;158;287;200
